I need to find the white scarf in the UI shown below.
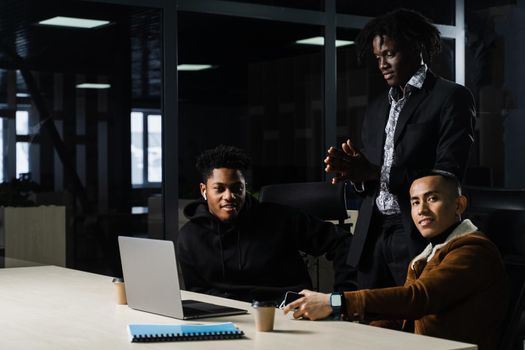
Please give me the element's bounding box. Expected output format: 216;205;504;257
411;219;478;270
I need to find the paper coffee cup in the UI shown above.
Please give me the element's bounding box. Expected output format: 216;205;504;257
112;278;127;305
252;301;276;332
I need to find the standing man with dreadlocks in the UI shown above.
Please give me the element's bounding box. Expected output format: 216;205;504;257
324;9;476;290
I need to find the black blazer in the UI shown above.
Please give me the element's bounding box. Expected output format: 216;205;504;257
348;71;476;267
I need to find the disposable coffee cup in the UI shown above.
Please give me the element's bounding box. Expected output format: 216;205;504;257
112;277;127;305
252;300;276;332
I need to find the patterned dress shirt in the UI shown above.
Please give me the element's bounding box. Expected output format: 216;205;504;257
375;65;427;215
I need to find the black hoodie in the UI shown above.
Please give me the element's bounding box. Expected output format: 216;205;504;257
176;194;356;303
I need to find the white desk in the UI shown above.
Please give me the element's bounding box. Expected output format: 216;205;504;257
0;266;476;350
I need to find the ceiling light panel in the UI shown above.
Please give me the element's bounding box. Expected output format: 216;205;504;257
177;64;213;71
295;36;354;47
76;83;111;89
39;16;110;29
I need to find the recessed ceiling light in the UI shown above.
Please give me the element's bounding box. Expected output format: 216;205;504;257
178;64;213;71
39;16;110;29
16;93;30;98
295;36;354;47
76;83;111;89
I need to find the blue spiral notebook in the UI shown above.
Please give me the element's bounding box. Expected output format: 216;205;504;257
128;322;245;342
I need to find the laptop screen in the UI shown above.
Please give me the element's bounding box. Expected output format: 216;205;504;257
118;236;185;318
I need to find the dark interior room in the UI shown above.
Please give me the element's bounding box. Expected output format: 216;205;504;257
1;0;525;349
0;0;523;273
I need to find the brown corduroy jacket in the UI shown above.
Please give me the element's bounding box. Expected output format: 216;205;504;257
344;219;509;350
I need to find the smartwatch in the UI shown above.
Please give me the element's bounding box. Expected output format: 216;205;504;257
330;292;342;317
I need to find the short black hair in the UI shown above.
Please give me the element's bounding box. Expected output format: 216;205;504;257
411;169;462;196
356;8;441;65
196;145;251;182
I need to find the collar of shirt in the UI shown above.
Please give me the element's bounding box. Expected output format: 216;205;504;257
410;219;479;270
388;64;427;104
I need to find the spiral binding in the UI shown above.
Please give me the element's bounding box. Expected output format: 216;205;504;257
131;330;245;342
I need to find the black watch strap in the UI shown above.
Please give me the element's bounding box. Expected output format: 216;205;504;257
330;292;342;318
340;292;347;319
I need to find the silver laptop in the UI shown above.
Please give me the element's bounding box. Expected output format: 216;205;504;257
118;236;247;319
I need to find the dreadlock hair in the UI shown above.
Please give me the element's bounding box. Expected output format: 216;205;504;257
356;8;441;65
196;145;252;182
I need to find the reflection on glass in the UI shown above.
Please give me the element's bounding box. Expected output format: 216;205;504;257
147;115;162;183
16;111;29;135
16;142;29;177
178;12;323;205
0;0;162;275
131;111;144;185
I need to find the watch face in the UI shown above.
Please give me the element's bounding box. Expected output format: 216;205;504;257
331;294;342;307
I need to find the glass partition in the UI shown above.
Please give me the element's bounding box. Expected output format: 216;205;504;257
178;11;324;220
0;0;161;275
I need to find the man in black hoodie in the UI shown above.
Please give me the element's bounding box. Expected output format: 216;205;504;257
176;145;356;303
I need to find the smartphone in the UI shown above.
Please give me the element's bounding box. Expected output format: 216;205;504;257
279;291;304;309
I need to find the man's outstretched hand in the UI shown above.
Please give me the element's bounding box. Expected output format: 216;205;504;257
324;139;379;183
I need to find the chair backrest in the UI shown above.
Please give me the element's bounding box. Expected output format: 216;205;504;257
463;186;525;236
258;181;356;292
482;209;525;350
258;181;348;222
463;186;525;212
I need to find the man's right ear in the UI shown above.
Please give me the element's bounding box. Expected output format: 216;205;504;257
199;183;207;200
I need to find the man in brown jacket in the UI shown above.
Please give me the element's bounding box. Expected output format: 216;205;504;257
283;170;509;350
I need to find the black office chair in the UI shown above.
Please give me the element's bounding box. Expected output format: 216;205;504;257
463;186;525;233
483;209;525;350
259;181;358;291
462;187;525;350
